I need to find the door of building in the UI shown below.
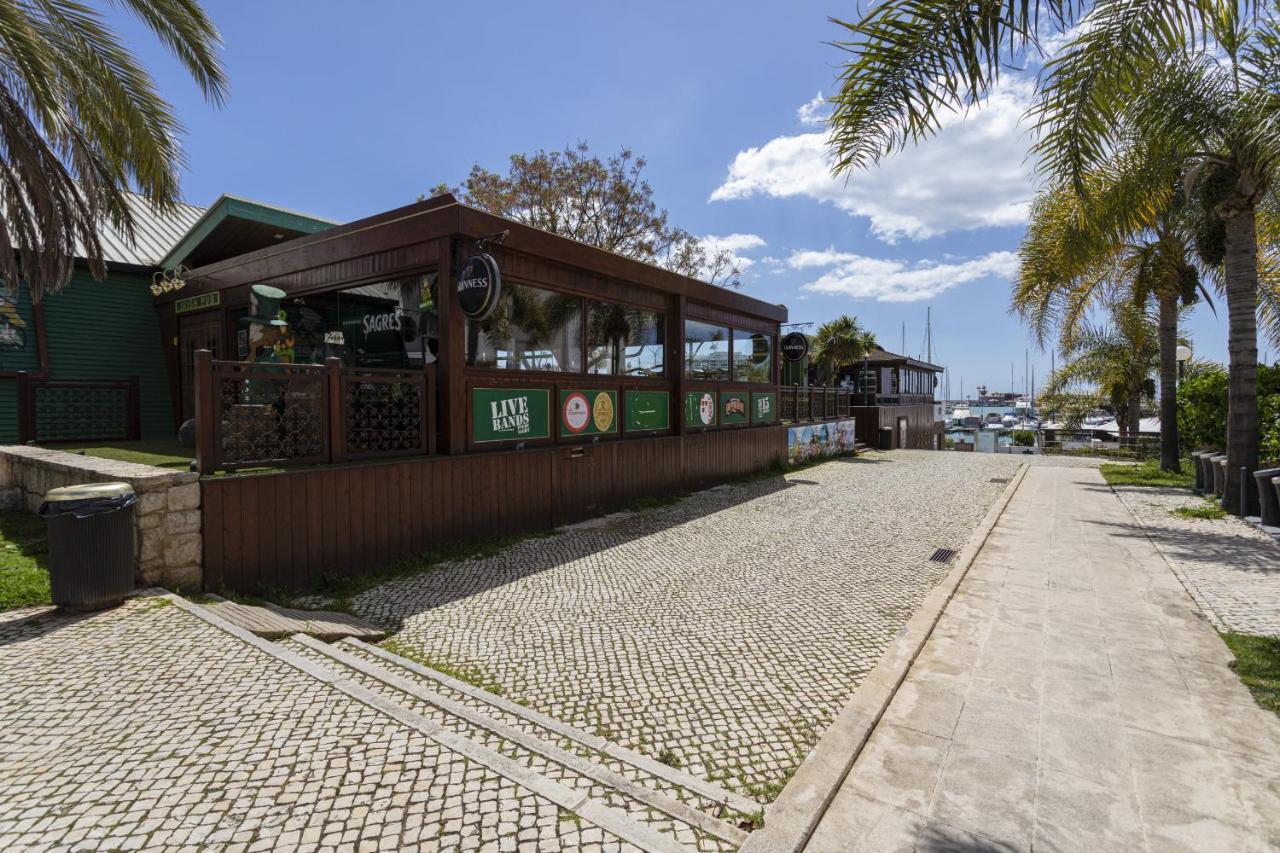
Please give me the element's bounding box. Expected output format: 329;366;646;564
178;312;224;422
897;416;908;449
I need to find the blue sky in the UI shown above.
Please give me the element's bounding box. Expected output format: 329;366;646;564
111;0;1237;396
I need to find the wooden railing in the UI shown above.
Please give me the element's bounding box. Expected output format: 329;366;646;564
777;387;937;423
194;350;435;474
16;372;140;443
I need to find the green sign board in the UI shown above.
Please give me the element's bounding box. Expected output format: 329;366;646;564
174;291;221;314
684;391;717;428
625;390;669;431
472;387;550;443
559;389;618;436
752;391;778;423
720;391;749;425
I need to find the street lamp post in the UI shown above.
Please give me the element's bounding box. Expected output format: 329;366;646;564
1176;345;1192;381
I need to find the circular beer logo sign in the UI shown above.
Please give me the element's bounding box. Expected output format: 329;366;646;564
592;392;615;432
781;332;809;362
698;392;715;425
563;392;591;433
457;253;501;320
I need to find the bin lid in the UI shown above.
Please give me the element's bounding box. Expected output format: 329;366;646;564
44;482;135;502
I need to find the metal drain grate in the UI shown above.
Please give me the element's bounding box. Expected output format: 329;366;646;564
929;547;958;563
988;477;1010;484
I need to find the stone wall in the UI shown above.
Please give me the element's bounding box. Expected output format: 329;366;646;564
0;446;201;590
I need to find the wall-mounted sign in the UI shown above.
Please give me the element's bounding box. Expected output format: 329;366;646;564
625;390;669;431
559;389;618;435
174;291;221;315
458;253;501;320
684;391;717;428
781;332;809;362
720;391;749;425
472;387;550;443
751;392;778;423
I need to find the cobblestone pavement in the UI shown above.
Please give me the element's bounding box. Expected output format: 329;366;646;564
804;464;1280;852
354;451;1063;799
0;598;636;852
1113;485;1280;636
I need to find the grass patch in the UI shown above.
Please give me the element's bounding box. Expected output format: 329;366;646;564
0;511;50;611
45;440;193;471
380;637;509;697
1222;633;1280;718
1172;500;1228;521
1099;459;1195;489
655;747;683;769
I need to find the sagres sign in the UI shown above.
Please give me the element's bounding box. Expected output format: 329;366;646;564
560;389;617;436
472;387;550;443
625;390;669;431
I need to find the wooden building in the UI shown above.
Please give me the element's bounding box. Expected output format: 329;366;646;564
159;194;792;591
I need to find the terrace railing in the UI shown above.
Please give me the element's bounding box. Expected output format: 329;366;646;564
16;372;140;443
194;350;434;474
779;387;860;424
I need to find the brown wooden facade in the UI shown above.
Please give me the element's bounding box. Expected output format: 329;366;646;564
160;195;792;591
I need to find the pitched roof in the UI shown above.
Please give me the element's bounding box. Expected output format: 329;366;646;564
861;346;944;372
87;192;206;267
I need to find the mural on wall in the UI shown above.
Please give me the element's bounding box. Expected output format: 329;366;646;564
0;296;27;350
787;419;858;464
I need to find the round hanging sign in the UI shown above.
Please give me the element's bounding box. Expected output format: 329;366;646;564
457;253;501;320
781;332;809;362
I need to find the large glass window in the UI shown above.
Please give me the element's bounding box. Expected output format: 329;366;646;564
732;330;773;383
684;320;730;380
466;281;582;372
586;301;665;376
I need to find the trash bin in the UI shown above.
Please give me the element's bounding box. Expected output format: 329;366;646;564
878;427;893;450
39;483;138;611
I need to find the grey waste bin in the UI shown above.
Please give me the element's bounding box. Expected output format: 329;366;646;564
1191;450;1208;493
39;483;138;611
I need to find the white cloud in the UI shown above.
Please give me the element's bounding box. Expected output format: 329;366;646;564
710;79;1038;243
790;248;1019;303
699;232;765;272
796;91;829;126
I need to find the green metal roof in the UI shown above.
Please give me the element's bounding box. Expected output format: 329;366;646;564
160;194;337;270
85;192;206;268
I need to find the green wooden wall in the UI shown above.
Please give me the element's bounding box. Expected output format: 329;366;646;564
0;268;174;442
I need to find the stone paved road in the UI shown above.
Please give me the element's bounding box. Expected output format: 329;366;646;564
355;451;1064;799
803;464;1280;852
0;598;635;852
1113;485;1280;636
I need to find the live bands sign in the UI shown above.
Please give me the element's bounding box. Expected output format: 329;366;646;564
457;253;501;320
472;387;550;443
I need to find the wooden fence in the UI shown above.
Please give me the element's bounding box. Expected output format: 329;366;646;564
201;425;786;592
194;350;434;473
16;372;140;443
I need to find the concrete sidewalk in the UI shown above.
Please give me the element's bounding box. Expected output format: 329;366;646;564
806;464;1280;852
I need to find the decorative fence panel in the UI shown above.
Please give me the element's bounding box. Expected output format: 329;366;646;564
16;373;140;443
195;351;435;473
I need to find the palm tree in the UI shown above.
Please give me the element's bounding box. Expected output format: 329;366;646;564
827;1;1279;513
0;1;226;303
811;316;877;387
1013;171;1209;472
1044;300;1160;442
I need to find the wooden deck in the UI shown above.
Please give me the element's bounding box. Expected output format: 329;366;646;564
199;594;385;642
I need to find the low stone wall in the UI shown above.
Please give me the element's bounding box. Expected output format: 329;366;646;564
0;446;201;590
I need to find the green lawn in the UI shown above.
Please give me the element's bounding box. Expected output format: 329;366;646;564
0;511;50;610
1099;459;1195;489
43;440;194;471
1223;633;1280;718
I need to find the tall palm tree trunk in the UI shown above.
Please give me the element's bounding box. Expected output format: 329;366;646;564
1127;393;1141;447
1223;204;1260;516
1158;294;1180;471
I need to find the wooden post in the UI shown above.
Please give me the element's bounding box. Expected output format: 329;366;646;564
674;294;686;438
194;350;215;474
326;357;345;465
126;375;141;440
15;371;33;443
424;365;437;455
436;237;467;454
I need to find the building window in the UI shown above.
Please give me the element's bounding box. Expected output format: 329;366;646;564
466;281;582;372
586;301;665;376
732;329;773;383
684;320;730;380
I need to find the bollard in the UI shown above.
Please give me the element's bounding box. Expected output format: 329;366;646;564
1240;466;1250;519
1253;467;1280;527
1191;450;1207;494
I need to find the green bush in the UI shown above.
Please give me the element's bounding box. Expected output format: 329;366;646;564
1011;429;1036;447
1177;363;1280;463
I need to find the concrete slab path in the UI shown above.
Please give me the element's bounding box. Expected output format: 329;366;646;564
804;464;1280;852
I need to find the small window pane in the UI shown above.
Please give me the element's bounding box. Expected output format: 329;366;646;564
684;320;729;380
586;301;665;376
466;281;582;372
733;330;773;383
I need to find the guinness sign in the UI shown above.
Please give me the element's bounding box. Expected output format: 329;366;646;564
781;332;809;362
457;253;501;320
